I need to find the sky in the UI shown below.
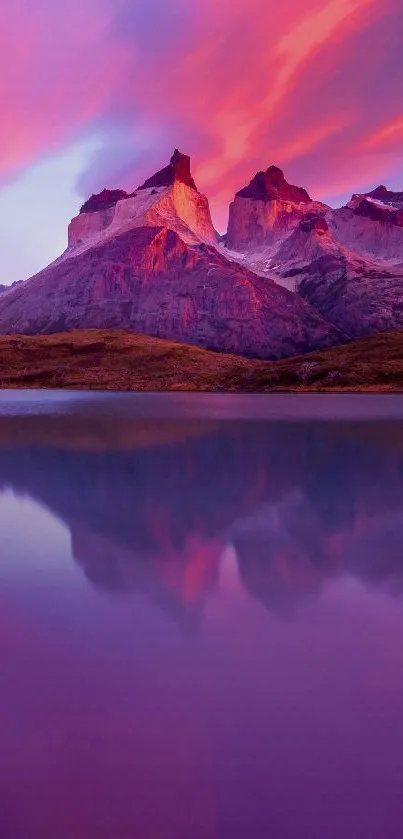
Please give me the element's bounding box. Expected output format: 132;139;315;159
0;0;402;285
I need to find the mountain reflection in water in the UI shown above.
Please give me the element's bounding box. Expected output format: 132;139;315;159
2;394;403;839
1;410;403;618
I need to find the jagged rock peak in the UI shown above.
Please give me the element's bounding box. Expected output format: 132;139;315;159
138;149;198;192
366;185;403;203
80;188;131;215
299;214;329;234
348;184;403;215
235;165;311;204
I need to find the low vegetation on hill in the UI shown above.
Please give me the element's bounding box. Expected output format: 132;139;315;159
0;329;403;392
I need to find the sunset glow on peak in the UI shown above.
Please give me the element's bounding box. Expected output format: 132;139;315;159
0;0;402;284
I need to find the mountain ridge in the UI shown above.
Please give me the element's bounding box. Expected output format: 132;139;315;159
0;149;401;360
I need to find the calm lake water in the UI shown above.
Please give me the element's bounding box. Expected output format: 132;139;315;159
2;391;403;839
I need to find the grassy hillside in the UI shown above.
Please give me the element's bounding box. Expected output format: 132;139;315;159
243;330;403;392
0;328;403;392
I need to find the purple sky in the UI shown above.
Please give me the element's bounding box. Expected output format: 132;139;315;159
0;0;402;284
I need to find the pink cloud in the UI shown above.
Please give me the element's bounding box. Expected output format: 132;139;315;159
363;116;403;150
0;0;128;180
0;0;402;232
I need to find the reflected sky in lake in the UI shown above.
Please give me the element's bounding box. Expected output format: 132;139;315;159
1;392;403;839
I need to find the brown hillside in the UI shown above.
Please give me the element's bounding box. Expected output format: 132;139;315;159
0;328;403;392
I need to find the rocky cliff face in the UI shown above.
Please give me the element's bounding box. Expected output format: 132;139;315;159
68;181;218;250
138;148;198;192
226;166;328;250
0;150;347;359
0;224;343;358
68;150;217;251
328;195;403;261
297;254;403;339
223;168;403;340
0;149;402;357
259;206;403;338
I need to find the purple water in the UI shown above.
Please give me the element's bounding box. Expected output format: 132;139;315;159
1;392;403;838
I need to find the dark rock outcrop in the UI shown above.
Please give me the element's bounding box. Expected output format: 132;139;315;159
138;149;198;192
353;199;403;228
299;215;329;234
226;165;325;250
236;165;311;204
80;188;131;215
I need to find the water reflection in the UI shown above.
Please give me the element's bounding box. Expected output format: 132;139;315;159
2;398;403;839
1;414;403;618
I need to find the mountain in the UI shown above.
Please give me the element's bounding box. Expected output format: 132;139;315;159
256;214;403;338
224;166;403;340
349;185;403;212
0;150;402;357
0;150;342;359
0;226;342;358
226;165;328;251
68;149;217;250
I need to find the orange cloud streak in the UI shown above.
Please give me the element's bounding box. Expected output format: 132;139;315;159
363;116;403;149
194;0;378;187
0;0;401;230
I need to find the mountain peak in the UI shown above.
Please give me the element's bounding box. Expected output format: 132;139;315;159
235;165;311;203
365;184;403;207
367;185;389;198
265;165;288;184
138;149;198;192
347;184;403;211
79;150;198;216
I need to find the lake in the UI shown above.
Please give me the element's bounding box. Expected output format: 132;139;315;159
1;391;403;839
